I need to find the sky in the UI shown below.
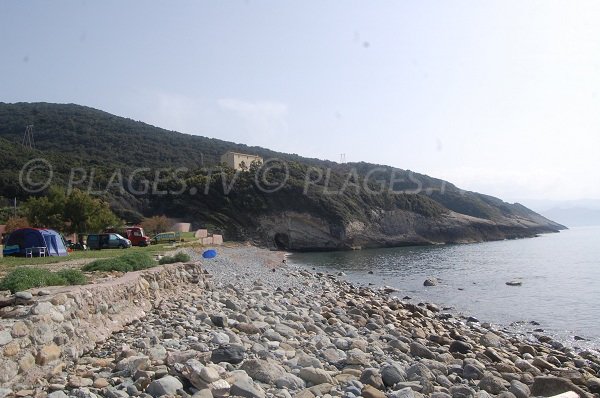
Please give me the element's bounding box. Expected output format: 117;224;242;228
1;1;599;208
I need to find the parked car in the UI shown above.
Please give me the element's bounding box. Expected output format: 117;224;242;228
87;233;131;250
151;231;181;245
105;226;150;247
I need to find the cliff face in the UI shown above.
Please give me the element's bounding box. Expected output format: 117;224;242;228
255;209;564;251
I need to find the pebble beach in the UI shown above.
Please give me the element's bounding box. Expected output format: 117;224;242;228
33;245;600;398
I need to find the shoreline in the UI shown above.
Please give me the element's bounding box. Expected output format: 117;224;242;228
2;244;599;397
285;233;600;355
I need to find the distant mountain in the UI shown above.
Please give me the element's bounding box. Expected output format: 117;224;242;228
0;102;565;250
542;207;600;227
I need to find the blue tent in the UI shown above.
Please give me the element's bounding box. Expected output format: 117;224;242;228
2;228;68;257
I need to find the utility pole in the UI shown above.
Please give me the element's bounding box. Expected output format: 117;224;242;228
339;153;346;163
13;197;17;217
22;125;35;149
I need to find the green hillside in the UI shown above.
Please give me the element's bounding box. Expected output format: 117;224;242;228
0;102;565;250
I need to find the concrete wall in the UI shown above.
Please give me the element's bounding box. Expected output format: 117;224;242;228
200;237;213;245
195;229;208;238
172;223;191;233
0;262;210;390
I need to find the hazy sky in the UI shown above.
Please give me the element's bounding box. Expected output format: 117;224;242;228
1;1;599;205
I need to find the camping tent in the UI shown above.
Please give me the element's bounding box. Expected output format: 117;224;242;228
2;228;68;257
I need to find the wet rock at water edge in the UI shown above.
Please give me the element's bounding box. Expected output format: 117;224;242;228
424;278;438;287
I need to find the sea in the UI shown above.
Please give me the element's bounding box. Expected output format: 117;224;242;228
288;226;600;351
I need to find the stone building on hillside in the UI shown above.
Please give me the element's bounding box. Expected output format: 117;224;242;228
220;151;263;171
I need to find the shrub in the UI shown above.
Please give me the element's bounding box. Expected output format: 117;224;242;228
0;267;87;293
158;252;191;265
57;268;88;285
82;252;156;272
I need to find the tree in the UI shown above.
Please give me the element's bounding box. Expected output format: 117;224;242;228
23;187;66;230
141;215;171;235
63;189;121;233
5;216;29;233
23;187;120;233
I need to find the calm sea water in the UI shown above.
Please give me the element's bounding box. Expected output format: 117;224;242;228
289;226;600;351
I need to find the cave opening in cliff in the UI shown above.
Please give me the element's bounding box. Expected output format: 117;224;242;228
274;233;290;250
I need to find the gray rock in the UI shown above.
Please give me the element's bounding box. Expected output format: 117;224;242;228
420;358;448;375
47;392;69;398
389;339;410;353
147;344;167;362
449;340;471;354
193;390;214;398
463;363;484;380
104;387;130;398
69;388;99;398
381;363;406;387
449;385;476;398
200;367;221;383
480;332;501;348
360;368;384;389
406;363;433;381
0;331;12;346
298;367;335;385
436;374;452;388
211;331;230;345
146;375;184;397
115;355;150;375
183;359;208;389
389;387;417;398
296;351;324;368
394;381;423;391
409;342;435;359
274;323;296;337
587;377;600;394
240;359;286;384
225;298;239;311
424;278;438;287
478;373;507;395
210;314;227;327
275;373;306;390
509;380;530;398
230;378;266;398
346;348;369;365
15;291;33;300
31;301;54;315
0;361;18;384
211;344;245;364
496;392;517;398
530;376;590;398
322;347;346;365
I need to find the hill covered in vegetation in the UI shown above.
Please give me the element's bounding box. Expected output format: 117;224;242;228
0;102;564;250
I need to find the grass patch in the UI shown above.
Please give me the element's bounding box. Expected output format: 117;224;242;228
158;252;191;265
82;252;157;273
0;267;87;293
0;244;175;270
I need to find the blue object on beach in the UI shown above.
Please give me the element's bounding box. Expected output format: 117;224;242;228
202;249;217;259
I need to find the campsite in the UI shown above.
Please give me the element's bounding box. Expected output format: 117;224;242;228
0;230;204;273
